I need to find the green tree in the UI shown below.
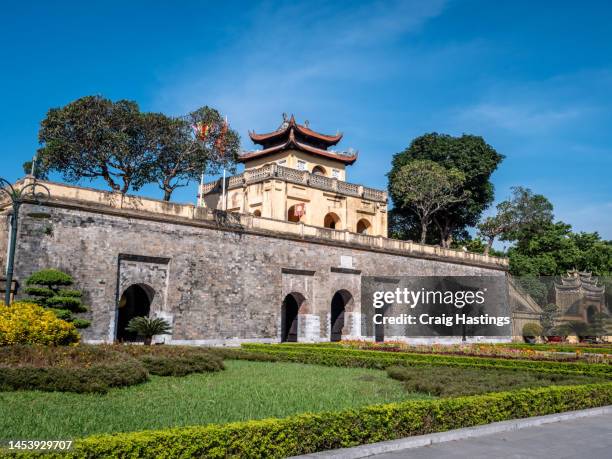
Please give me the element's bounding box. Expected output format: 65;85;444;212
38;96;151;194
508;221;612;277
24;269;90;328
478;187;553;255
390;160;467;244
389;133;504;247
140;107;240;201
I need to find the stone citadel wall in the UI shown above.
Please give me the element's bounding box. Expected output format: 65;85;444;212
1;180;508;344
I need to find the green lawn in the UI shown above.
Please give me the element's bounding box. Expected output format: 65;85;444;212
0;360;427;439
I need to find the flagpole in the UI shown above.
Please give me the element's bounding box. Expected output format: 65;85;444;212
197;170;204;207
221;115;228;211
222;167;226;211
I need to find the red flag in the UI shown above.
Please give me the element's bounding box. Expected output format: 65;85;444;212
215;119;228;156
294;203;305;217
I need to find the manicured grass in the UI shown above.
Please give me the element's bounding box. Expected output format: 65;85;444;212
0;360;425;440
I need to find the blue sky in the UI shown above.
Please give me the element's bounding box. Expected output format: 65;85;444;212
1;0;611;242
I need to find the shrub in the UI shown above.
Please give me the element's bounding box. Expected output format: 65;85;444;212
0;302;79;345
121;345;224;373
125;317;172;345
237;344;612;377
24;269;90;328
72;318;92;329
23;286;54;297
385;364;603;397
26;269;73;287
0;345;148;393
13;383;611;458
113;345;225;376
57;289;82;298
522;322;543;337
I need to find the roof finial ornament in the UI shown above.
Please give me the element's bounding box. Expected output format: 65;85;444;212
280;113;289;130
304;120;310;128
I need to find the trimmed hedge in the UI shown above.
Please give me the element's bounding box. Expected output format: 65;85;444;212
114;346;226;376
0;345;228;392
7;383;612;458
238;344;612;378
263;345;605;376
0;346;148;393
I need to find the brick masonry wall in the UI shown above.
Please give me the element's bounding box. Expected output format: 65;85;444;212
12;201;506;344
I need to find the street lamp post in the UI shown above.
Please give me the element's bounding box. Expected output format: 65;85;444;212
0;178;50;305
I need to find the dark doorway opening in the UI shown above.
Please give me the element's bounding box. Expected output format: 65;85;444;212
281;293;303;342
331;290;351;342
375;303;390;343
116;284;153;342
587;306;597;323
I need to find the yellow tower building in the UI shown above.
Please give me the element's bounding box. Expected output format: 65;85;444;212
201;115;388;236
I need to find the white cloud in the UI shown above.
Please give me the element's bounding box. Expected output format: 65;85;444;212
151;0;448;142
456;102;589;134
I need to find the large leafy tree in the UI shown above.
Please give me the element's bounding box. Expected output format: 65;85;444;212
389;133;504;247
37;96;239;201
38;96;152;193
478;187;554;255
390;160;467;244
141;107;240;201
508;221;612;277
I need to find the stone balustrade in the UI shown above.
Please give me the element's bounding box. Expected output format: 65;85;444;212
4;178;509;270
202;164;388;203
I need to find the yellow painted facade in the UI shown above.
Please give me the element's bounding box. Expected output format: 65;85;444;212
201;150;388;236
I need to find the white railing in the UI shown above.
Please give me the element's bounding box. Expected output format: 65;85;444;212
202;165;388;202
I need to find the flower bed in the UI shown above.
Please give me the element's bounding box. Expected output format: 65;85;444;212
320;340;611;363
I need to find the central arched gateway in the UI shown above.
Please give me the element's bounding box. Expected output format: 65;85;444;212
330;290;352;342
116;284;154;342
281;292;305;342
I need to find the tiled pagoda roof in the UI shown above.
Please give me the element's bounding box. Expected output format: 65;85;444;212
239;115;357;164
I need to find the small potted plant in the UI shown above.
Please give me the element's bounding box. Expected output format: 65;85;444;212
125;316;172;345
522;322;542;344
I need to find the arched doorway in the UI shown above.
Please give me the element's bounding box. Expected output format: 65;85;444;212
324;212;340;230
116;284;154;342
330;290;352;342
356;219;371;234
312;165;327;176
281;292;304;342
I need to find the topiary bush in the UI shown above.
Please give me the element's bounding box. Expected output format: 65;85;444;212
522;322;543;343
0;301;79;345
522;322;543;337
24;269;91;329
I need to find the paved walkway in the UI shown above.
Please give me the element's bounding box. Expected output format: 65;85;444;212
373;412;612;459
